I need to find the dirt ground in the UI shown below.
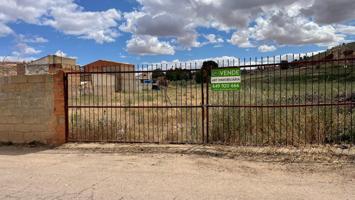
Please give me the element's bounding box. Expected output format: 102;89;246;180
0;144;354;200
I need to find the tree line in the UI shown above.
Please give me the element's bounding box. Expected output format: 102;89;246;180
152;61;219;83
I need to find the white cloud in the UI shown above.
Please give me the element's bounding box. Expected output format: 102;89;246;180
229;30;254;48
18;34;48;43
0;0;121;43
126;35;175;55
335;25;355;35
44;7;121;44
0;23;13;37
121;0;354;54
203;34;224;44
249;10;346;47
54;50;77;59
55;50;67;57
301;0;355;24
258;45;277;52
1;0;354;56
1;42;41;62
12;43;41;56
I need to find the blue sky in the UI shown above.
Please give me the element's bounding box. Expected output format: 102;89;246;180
0;0;354;65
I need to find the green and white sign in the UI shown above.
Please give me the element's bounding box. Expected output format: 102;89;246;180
211;68;241;91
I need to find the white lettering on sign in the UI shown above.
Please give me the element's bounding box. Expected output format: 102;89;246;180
211;76;241;84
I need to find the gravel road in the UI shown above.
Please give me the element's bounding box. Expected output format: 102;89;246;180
0;145;354;200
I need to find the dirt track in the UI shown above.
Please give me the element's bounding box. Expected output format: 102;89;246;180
0;145;354;200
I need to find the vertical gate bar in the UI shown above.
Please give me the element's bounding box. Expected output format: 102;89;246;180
110;70;112;141
243;58;248;145
125;66;128;142
273;56;277;145
285;55;288;145
123;68;127;143
101;66;104;141
351;59;354;144
71;72;74;140
311;54;315;145
323;52;327;145
317;53;322;145
79;69;82;141
304;54;308;145
201;67;205;144
337;51;341;144
156;64;159;143
74;69;78;140
142;65;149;142
206;68;209;144
105;66;108;141
150;64;154;142
137;67;140;142
267;57;270;145
184;62;191;144
93;67;97;141
64;73;69;142
279;55;282;145
238;59;241;145
343;56;348;145
89;71;92;142
255;57;258;145
165;64;169;143
195;62;198;143
231;59;236;144
114;66;117;142
261;57;264;145
249;57;252;145
330;56;334;144
292;54;295;146
179;63;183;143
128;68;131;142
147;64;149;143
190;63;193;143
298;53;302;145
222;60;226;144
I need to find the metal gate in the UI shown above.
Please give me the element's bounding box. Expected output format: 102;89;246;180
65;67;208;144
65;55;355;145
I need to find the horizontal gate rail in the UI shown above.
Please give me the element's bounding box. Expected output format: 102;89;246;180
69;102;354;109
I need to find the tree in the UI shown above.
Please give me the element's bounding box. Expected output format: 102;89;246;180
166;68;192;81
152;68;165;80
195;61;219;83
280;60;289;70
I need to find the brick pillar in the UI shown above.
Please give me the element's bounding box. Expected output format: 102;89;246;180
52;71;66;145
16;64;25;75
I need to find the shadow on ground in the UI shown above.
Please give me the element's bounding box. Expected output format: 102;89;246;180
0;142;53;156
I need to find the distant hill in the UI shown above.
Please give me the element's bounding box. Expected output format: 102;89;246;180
307;42;355;61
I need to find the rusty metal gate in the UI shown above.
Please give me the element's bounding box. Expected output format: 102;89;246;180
65;67;208;144
65;55;355;145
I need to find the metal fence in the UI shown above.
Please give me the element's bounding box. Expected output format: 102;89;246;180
65;53;355;146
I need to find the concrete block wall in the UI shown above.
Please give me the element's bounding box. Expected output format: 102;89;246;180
0;71;65;145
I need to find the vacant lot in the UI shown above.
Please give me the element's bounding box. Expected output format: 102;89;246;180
0;145;354;200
